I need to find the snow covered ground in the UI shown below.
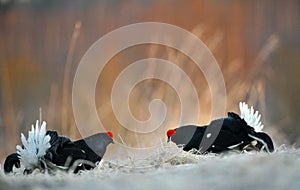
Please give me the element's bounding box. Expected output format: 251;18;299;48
1;145;300;190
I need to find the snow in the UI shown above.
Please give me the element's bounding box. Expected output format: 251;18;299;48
1;145;300;190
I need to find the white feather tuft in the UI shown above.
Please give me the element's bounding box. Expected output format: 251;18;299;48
16;120;51;170
239;102;264;132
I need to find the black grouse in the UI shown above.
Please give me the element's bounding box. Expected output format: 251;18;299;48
4;121;114;174
167;102;274;154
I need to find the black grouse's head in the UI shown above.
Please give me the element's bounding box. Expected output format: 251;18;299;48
167;129;176;142
167;125;199;146
83;132;114;158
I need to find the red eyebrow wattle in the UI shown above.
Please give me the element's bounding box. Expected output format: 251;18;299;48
106;131;113;138
167;129;176;137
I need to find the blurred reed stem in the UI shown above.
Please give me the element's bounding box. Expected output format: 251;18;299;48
61;21;81;138
1;57;18;155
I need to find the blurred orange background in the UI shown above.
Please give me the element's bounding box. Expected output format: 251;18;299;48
0;0;299;159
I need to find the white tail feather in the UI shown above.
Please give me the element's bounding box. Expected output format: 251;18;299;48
239;102;264;132
16;120;51;170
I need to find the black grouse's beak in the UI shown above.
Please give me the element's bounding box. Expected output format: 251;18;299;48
167;137;171;143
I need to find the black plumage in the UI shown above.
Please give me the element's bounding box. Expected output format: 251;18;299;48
167;112;274;154
3;131;113;174
4;153;20;174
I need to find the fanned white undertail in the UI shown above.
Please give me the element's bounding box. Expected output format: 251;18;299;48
239;102;264;132
16;120;51;170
